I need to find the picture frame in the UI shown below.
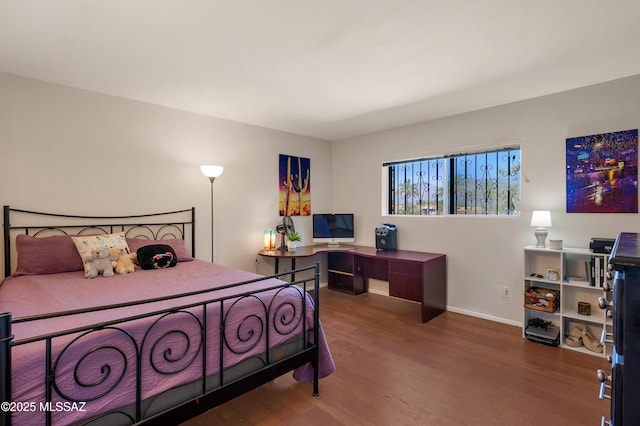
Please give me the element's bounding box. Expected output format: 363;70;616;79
566;129;638;213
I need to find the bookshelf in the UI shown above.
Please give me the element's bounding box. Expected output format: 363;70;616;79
523;246;611;357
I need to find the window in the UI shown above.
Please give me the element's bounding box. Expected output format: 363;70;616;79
385;146;520;216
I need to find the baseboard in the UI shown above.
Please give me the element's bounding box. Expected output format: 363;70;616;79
367;288;388;296
447;306;522;328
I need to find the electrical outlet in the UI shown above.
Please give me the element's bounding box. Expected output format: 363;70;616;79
501;285;512;299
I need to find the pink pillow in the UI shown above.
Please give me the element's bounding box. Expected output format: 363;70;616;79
14;234;85;276
126;238;193;262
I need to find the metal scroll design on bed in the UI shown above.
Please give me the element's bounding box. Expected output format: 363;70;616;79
0;206;322;426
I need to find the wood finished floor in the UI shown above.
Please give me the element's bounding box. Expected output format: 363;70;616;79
182;287;610;426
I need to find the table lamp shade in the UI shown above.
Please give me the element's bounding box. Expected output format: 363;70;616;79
530;210;552;227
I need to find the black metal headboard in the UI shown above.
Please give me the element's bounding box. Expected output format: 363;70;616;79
3;206;195;278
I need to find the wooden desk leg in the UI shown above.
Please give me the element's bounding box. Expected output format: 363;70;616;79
421;256;447;323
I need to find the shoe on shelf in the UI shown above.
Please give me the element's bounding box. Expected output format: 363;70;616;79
565;326;583;347
576;323;603;353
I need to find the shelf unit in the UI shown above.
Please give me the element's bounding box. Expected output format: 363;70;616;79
327;252;363;294
523;246;612;357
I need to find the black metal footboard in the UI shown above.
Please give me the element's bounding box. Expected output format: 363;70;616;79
0;264;321;426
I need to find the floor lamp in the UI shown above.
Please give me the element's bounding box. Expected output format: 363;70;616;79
200;165;224;262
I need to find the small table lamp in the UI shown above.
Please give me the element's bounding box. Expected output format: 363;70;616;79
530;210;552;248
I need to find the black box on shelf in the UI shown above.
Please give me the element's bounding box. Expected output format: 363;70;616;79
525;319;560;347
589;238;616;254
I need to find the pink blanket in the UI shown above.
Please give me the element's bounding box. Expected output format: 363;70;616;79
0;260;335;425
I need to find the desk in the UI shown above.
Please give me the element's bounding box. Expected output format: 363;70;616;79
258;245;446;323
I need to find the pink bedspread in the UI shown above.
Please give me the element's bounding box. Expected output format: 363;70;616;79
0;260;335;425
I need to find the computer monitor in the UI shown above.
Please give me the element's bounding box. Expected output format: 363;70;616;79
312;213;355;247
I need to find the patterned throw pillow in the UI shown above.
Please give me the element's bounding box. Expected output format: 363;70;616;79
71;232;129;271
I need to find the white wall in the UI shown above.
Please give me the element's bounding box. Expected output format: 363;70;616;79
332;74;640;326
0;73;333;279
3;71;640;326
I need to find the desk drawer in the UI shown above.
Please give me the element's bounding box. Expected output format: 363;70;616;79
389;273;422;302
389;260;422;302
365;258;388;280
389;260;422;275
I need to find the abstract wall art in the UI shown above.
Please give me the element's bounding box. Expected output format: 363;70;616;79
566;129;638;213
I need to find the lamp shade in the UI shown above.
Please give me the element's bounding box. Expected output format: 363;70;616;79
200;165;224;178
530;210;552;227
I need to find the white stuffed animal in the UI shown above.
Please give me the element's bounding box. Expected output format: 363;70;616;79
84;246;116;278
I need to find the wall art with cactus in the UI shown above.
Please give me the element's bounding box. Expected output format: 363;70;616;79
279;154;311;216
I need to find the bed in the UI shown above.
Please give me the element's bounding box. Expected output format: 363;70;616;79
0;206;335;425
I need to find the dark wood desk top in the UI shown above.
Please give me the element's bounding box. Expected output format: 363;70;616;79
258;244;445;262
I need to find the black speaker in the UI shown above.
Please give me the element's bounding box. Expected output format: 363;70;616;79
375;224;397;250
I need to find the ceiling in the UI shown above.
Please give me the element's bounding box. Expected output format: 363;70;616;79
2;1;640;141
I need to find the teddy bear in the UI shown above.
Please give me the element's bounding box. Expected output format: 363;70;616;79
110;247;137;275
84;246;117;278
